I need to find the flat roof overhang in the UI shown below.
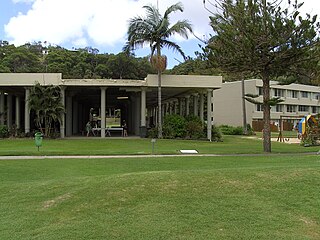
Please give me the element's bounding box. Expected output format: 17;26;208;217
0;73;222;106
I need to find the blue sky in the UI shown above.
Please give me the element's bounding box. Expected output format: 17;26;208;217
0;0;319;69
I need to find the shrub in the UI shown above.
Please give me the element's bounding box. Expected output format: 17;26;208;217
212;125;223;142
147;127;158;138
185;116;205;139
219;125;244;135
163;114;186;138
0;125;9;138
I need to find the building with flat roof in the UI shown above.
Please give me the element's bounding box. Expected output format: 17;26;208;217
214;79;320;130
0;73;222;140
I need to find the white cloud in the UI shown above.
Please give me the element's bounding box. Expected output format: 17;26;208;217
5;0;212;48
12;0;35;3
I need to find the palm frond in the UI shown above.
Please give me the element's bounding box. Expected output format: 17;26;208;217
164;2;183;19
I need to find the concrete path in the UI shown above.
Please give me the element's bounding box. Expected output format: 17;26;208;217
0;152;319;160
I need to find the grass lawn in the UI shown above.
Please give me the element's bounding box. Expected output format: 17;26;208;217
0;155;319;239
0;135;318;156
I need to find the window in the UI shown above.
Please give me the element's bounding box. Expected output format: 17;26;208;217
313;93;320;100
312;106;319;114
288;90;298;98
274;88;284;97
286;105;296;113
258;87;263;96
301;91;309;98
276;105;283;112
256;104;263;111
298;105;309;112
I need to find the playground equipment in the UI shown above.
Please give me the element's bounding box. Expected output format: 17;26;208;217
298;115;320;145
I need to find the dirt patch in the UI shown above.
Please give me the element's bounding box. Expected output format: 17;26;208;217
42;193;71;209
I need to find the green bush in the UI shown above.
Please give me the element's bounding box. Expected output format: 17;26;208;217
163;114;186;138
0;125;9;138
219;125;244;135
147;127;158;138
185;116;205;139
212;125;223;142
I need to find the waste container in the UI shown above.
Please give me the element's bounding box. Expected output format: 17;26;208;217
34;132;43;150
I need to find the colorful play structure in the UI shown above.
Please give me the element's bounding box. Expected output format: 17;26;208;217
298;115;320;145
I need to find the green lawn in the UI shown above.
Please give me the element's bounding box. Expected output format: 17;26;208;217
0;135;318;156
0;155;319;239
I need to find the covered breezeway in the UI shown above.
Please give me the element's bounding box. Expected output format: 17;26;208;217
0;73;222;140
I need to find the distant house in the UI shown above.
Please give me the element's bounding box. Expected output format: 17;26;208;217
214;79;320;131
0;73;222;140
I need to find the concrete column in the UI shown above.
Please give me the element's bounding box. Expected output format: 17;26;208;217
7;94;12;128
173;101;176;115
0;92;5;125
193;94;198;116
15;96;20;129
66;96;73;136
207;89;213;141
135;93;141;135
154;107;157;127
179;98;183;116
72;101;79;134
169;101;173;115
166;102;170;116
155;106;158;127
140;87;147;137
200;92;204;122
100;87;107;138
185;96;190;116
60;87;66;138
24;88;30;133
161;104;165;120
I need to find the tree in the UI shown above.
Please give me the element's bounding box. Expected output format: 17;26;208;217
124;2;192;138
28;83;64;137
208;0;320;152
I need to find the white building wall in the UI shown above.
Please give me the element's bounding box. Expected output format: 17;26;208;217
214;79;320;127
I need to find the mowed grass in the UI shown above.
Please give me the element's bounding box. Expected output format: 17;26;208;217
0;155;319;239
0;135;318;156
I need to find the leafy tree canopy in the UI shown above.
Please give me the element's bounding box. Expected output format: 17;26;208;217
206;0;320;152
0;41;156;79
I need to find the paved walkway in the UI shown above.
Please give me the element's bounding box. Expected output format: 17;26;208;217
0;151;319;160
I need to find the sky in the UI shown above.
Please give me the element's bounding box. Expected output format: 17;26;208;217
0;0;319;69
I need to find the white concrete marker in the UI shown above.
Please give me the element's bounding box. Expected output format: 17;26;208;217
180;150;198;154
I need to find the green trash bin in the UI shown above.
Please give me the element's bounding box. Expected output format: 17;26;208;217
35;132;43;151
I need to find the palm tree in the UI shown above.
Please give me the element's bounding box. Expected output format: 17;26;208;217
28;83;64;137
124;2;192;138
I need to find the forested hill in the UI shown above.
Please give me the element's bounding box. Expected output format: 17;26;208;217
0;41;156;79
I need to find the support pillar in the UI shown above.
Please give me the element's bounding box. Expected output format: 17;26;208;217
60;87;65;138
207;89;213;141
179;98;183;116
174;101;178;115
100;87;107;138
185;96;190;116
140;87;147;137
0;92;4;125
169;101;173;115
7;94;12;129
24;88;30;134
200;92;204;122
15;96;20;130
66;96;73;136
193;94;198;116
72;101;79;134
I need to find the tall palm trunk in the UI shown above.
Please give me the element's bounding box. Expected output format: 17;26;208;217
157;46;163;138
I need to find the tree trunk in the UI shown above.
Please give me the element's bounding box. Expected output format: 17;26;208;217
262;74;271;152
241;78;248;135
157;69;162;138
157;45;163;138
